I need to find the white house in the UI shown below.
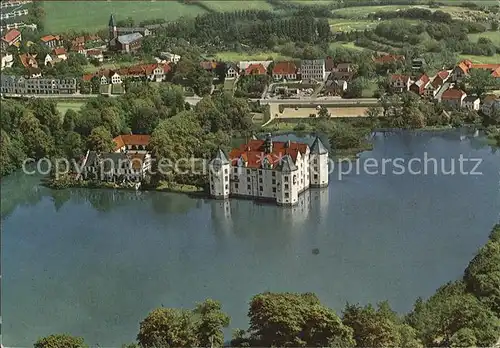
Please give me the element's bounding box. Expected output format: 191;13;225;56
160;52;181;64
86;49;104;62
81;151;152;183
463;96;480;111
1;53;13;70
225;63;239;79
208;134;329;206
301;59;326;82
390;74;411;93
272;61;299;81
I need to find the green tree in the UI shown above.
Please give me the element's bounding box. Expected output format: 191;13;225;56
194;299;230;348
246;292;355;347
466;69;496;97
62;132;84;159
137;308;199;348
87;126;114;153
463;225;500;316
33;334;87;348
318;106;330;118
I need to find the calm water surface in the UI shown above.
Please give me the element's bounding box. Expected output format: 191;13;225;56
2;131;500;346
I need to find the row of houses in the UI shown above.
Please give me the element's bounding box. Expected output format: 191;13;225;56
82;62;172;85
389;59;500;112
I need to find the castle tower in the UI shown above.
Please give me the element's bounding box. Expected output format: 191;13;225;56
309;137;329;188
108;14;117;44
209;149;230;199
276;155;299;206
264;133;273;153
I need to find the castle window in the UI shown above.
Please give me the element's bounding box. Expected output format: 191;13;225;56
225;176;229;181
285;184;289;189
259;186;263;191
285;193;289;198
272;171;276;177
247;184;251;190
224;168;228;174
259;178;262;183
247;177;250;182
259;170;262;175
247;169;250;174
284;176;289;182
272;188;276;193
272;179;276;185
225;184;228;189
233;168;238;173
314;174;318;179
235;183;238;189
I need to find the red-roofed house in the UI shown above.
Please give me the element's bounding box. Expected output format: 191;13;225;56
1;29;21;50
272;61;298;80
245;63;266;76
409;74;430;96
390;74;411;93
40;35;62;49
19;53;38;69
52;47;67;60
441;88;466;108
86;49;104;62
113;134;151;153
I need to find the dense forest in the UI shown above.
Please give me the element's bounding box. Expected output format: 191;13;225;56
32;224;500;348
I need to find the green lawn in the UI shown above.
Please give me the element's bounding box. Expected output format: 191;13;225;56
329;42;367;51
56;101;85;115
333;5;414;18
468;32;500;46
43;1;206;33
329;19;378;32
83;61;145;73
202;1;274;12
214;51;291;62
459;54;500;64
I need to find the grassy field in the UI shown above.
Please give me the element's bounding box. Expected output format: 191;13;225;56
459;54;500;64
201;1;274;12
329;19;377;32
56;101;85;115
43;1;206;33
214;51;291;62
333;5;414;18
468;32;500;46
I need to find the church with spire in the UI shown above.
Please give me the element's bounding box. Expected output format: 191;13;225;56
208;134;329;206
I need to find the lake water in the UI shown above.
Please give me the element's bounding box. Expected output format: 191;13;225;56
2;130;500;346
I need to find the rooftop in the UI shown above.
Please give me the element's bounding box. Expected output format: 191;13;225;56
117;32;143;45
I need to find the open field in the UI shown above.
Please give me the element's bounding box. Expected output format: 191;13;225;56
459;54;500;64
329;41;366;51
329;19;377;32
82;61;146;74
214;51;291;62
201;1;274;12
468;32;500;46
56;101;85;115
270;104;369;118
333;5;414;18
43;1;205;33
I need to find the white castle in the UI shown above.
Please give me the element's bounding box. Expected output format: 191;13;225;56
208;134;329;206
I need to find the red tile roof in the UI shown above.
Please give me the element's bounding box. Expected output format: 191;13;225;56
437;70;450;80
200;61;217;70
245;63;266;75
229;140;308;169
19;53;37;68
40;34;60;43
113;134;151;151
53;47;67;56
442;88;466;100
86;49;102;56
2;29;21;44
83;63;170;81
272;61;297;75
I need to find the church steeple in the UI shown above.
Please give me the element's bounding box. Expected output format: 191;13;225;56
108;14;116;28
108;14;117;43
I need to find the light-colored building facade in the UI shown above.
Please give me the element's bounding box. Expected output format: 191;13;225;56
463;96;480;111
209;135;329;206
0;75;77;95
301;59;326;82
481;95;500;116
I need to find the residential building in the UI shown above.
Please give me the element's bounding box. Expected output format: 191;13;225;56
481;95;500;116
208;134;329;206
1;29;21;50
424;70;450;99
86;49;104;62
463;96;480;111
441;88;466;108
451;60;500;82
52;47;67;60
27;67;42;78
40;34;62;49
225;63;239;79
412;58;426;71
301;59;326;82
44;53;63;66
200;60;217;72
390;74;411;93
1;53;13;70
244;63;266;76
81;151;152;183
82;63;171;85
81;134;152;182
324;79;347;96
238;60;273;72
272;61;299;80
330;63;354;81
116;27;151;37
160;52;181;64
18;53;37;69
409;74;430;96
0;75;77;95
113;134;150;153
